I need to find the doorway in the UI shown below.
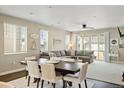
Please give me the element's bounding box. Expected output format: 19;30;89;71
77;33;105;61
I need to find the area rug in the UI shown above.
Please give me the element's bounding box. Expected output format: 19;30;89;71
87;61;124;86
8;77;94;88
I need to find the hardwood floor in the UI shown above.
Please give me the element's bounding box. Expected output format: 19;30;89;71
0;70;27;82
0;70;123;88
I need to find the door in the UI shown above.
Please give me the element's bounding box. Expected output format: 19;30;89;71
77;33;105;61
91;34;105;61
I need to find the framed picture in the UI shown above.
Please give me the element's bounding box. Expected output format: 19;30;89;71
110;38;118;46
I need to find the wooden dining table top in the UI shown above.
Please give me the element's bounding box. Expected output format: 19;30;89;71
55;62;82;75
20;58;82;75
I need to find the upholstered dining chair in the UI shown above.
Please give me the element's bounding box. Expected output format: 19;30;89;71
25;56;36;78
0;82;15;88
27;61;41;88
40;63;62;88
63;62;88;88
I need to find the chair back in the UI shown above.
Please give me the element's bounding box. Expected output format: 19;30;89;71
79;62;88;81
25;56;36;62
27;61;41;78
24;56;36;71
0;82;15;88
40;64;56;83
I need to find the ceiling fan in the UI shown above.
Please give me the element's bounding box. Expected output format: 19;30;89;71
81;24;94;30
117;26;124;37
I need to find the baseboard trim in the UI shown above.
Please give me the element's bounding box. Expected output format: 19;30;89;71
0;68;25;76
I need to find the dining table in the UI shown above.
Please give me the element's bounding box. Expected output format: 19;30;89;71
20;58;82;87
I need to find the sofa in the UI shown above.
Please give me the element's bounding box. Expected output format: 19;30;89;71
40;50;95;64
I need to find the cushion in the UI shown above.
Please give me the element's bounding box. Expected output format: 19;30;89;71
70;50;76;56
83;51;93;56
41;52;49;56
65;50;71;56
76;51;84;56
78;56;90;59
60;50;66;56
55;51;61;57
49;52;56;57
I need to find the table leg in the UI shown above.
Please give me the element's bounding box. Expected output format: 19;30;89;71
61;72;72;87
63;80;65;88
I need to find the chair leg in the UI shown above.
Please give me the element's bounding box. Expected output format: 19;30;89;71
33;78;38;83
68;81;72;86
63;80;67;88
37;78;40;88
53;83;56;88
48;81;50;84
63;80;65;88
84;80;87;88
65;81;67;88
41;80;44;88
25;75;27;79
25;71;28;79
27;76;30;86
78;84;81;88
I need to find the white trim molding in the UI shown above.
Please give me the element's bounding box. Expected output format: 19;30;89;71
0;68;25;76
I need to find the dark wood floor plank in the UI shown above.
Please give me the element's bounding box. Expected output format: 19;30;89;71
0;70;27;82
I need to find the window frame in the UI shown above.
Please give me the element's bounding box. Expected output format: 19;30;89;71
40;30;48;52
4;23;28;55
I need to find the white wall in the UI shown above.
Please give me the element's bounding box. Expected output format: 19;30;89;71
0;13;67;74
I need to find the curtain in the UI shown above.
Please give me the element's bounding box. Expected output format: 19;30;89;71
104;32;110;62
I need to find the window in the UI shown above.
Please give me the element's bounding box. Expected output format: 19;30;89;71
83;36;90;50
4;23;27;54
91;36;98;51
77;36;82;50
76;34;105;61
40;30;48;51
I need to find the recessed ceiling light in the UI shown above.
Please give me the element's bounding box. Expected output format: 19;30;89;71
57;22;60;24
93;16;96;18
29;12;33;15
48;6;52;8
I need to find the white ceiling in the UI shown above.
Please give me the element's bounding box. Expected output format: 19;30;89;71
0;5;124;31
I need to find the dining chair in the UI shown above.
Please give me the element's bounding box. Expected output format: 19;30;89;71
0;82;15;88
27;61;41;88
25;56;36;78
40;63;62;88
63;62;88;88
